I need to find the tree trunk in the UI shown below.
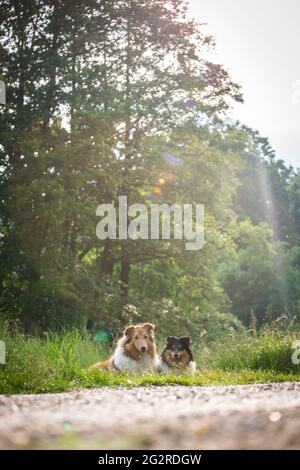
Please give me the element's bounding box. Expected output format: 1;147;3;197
101;239;114;277
118;5;132;298
120;244;130;297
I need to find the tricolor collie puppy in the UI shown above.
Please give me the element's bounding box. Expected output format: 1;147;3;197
90;323;158;373
157;336;196;374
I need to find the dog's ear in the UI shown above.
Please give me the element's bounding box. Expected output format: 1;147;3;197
167;336;177;344
180;336;191;346
142;323;155;334
124;326;135;337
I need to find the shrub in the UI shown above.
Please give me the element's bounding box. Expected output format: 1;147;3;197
203;328;300;373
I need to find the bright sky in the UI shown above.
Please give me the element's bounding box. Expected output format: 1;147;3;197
189;0;300;169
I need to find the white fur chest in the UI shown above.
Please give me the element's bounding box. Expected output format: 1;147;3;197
113;345;157;373
157;358;196;374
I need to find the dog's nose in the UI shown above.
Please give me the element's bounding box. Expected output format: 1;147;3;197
141;346;146;353
174;353;179;358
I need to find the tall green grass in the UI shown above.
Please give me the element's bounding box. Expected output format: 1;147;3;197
0;318;300;394
0;321;109;393
201;329;300;373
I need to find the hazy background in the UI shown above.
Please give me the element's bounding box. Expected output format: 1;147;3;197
189;0;300;168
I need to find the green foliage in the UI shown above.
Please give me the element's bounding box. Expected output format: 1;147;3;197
205;328;300;373
1;0;300;339
0;0;244;331
0;323;299;394
1;281;87;333
218;220;279;323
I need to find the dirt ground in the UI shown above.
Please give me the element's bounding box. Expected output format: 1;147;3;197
0;382;300;449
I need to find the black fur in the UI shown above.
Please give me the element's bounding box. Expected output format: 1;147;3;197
161;336;194;364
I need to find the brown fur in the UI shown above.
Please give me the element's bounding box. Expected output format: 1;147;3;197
89;358;112;371
123;324;156;359
164;349;190;368
158;335;196;373
89;323;156;372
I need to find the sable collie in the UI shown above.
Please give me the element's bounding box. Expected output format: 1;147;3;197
90;323;158;373
157;336;196;373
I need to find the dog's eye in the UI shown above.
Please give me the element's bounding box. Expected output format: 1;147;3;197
144;335;147;339
135;336;139;339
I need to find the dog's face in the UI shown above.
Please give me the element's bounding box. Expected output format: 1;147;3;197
123;323;155;354
164;336;191;366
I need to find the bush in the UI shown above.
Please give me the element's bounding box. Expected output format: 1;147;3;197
0;322;110;393
203;328;300;373
0;280;86;334
115;298;246;345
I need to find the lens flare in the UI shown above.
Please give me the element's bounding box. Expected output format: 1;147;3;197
153;187;162;195
163;153;184;167
184;98;197;109
259;163;288;304
140;189;151;197
159;170;176;182
158;178;166;185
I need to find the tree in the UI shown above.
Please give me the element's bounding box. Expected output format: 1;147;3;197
1;0;244;332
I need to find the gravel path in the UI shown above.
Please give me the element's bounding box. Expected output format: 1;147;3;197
0;382;300;449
